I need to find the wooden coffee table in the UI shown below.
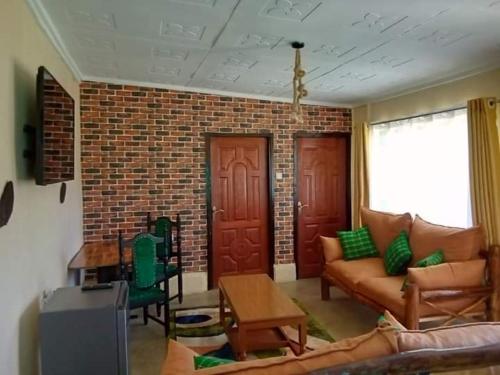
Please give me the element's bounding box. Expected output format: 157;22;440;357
218;274;307;361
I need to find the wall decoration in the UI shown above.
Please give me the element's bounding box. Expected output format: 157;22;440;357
0;181;14;228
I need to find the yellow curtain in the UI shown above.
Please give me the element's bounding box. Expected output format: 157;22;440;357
351;121;370;229
467;98;500;246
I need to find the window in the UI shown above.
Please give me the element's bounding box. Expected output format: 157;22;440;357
369;108;471;227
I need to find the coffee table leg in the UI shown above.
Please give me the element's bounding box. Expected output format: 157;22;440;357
298;319;307;355
238;324;247;361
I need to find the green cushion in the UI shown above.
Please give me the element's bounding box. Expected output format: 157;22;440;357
129;286;165;309
384;231;412;276
401;249;445;291
415;249;445;267
337;226;378;260
132;235;157;289
193;355;234;370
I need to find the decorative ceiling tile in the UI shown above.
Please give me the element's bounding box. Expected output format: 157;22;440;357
169;0;217;7
221;54;258;70
312;44;357;58
263;79;288;87
150;65;181;76
76;34;115;51
66;9;116;30
209;72;240;82
237;33;283;49
340;72;377;81
260;0;322;22
151;46;189;61
160;21;206;40
370;56;414;68
417;30;471;47
352;12;408;33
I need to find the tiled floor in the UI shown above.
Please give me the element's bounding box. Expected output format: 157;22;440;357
129;277;498;375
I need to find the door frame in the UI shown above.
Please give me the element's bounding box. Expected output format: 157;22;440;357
205;133;275;289
293;132;352;279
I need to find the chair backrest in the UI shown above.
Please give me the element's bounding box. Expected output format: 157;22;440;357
146;213;181;259
119;232;166;289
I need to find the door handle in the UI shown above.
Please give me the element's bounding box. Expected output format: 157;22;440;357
297;201;308;212
212;205;224;219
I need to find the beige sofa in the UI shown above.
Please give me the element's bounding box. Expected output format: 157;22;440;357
161;312;500;374
321;207;500;329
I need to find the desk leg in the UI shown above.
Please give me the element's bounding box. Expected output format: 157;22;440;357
298;318;307;355
237;324;247;361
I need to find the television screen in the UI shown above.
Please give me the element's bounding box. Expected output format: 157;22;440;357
35;66;75;185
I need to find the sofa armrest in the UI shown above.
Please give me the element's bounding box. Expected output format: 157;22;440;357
407;259;486;291
320;236;343;264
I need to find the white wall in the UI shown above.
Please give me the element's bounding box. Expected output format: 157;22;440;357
0;1;82;374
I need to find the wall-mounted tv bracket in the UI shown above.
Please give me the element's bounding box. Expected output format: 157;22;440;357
0;181;14;228
23;124;36;160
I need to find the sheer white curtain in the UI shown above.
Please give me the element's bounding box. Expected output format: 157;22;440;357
369;108;471;227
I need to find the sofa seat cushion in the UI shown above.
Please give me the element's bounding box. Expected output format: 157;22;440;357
324;258;387;290
357;277;486;319
398;322;500;352
409;215;484;264
361;207;412;256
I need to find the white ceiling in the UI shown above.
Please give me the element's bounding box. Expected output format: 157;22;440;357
31;0;500;106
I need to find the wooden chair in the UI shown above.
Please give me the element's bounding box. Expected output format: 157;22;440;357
146;213;183;313
118;231;170;336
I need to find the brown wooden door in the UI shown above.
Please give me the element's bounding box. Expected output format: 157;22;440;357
296;136;349;278
209;136;270;286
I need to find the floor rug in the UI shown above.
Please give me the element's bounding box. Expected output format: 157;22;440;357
169;298;334;360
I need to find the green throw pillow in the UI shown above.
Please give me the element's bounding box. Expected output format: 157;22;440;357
194;355;234;369
401;249;445;291
384;231;412;276
337;226;378;260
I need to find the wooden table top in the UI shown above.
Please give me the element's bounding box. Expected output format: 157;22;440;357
68;241;131;270
218;274;305;324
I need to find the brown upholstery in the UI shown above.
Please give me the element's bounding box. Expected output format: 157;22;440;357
162;339;198;375
324;258;387;291
398;322;500;351
357;276;486;318
320;236;343;263
409;215;484;263
408;259;486;290
360;207;412;256
196;327;398;374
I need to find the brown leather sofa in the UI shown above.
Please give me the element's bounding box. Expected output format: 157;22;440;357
161;311;500;374
321;208;500;330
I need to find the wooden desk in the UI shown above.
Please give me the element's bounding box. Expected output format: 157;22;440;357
68;241;131;284
218;274;307;361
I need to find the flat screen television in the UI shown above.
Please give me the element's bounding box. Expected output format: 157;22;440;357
35;66;75;186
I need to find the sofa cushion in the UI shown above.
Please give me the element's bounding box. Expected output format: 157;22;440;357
162;339;197;375
384;231;412;276
407;259;486;290
378;310;407;331
409;215;484;264
320;236;343;264
195;327;398;374
361;207;412;256
324;258;387;290
337;226;379;260
357;276;486;319
398;322;500;352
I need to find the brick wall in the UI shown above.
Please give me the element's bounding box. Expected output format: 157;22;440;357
80;81;351;272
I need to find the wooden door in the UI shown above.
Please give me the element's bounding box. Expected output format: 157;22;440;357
209;136;270;286
296;136;350;278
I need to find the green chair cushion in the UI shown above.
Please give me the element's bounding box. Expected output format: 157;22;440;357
129;286;165;309
384;231;412;276
194;355;234;370
132;235;157;289
337;226;379;260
